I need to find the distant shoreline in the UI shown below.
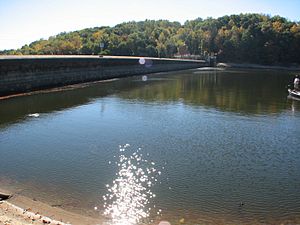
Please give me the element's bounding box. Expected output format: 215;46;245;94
217;62;300;71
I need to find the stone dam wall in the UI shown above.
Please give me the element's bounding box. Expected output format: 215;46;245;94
0;56;207;97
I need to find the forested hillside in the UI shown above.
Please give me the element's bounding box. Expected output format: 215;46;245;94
1;14;300;65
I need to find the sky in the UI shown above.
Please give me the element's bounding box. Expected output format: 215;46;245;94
0;0;300;50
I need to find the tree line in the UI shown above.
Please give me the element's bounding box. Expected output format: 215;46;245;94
1;14;300;65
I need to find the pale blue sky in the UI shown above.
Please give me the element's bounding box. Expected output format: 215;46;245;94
0;0;299;50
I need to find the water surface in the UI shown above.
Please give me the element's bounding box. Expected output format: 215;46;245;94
0;69;299;224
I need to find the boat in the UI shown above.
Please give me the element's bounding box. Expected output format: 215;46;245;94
288;88;300;99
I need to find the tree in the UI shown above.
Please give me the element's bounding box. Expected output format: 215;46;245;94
1;14;299;65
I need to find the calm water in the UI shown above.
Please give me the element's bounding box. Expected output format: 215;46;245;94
0;69;300;224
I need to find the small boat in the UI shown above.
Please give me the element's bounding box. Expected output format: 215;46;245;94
288;89;300;98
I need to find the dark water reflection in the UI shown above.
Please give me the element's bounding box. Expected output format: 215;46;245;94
0;69;300;224
119;69;298;114
0;69;298;128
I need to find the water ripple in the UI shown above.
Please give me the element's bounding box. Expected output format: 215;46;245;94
103;144;161;225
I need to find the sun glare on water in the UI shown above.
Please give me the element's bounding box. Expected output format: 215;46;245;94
103;144;162;225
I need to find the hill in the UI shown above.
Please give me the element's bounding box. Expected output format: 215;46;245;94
1;14;300;65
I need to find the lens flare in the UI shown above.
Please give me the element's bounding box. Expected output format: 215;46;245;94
142;75;148;82
103;145;161;225
139;58;146;65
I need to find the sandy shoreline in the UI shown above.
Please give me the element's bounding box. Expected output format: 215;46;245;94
0;189;102;225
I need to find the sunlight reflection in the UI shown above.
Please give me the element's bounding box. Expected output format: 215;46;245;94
103;144;161;225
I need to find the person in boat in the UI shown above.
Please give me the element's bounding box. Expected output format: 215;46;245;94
294;75;300;90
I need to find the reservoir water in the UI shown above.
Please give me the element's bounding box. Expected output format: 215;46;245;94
0;68;300;224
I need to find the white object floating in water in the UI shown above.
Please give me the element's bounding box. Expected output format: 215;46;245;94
28;113;40;118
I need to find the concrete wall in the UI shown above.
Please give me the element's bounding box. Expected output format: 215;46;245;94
0;55;207;97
